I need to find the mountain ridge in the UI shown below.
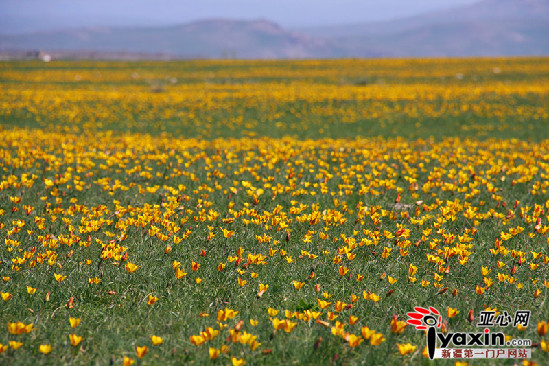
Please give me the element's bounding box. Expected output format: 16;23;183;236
1;0;548;59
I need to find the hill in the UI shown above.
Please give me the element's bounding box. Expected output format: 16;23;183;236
1;0;548;58
0;19;336;59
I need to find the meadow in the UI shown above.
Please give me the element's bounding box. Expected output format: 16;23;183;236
0;57;549;365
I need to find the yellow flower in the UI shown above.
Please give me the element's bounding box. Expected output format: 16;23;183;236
39;344;52;354
1;292;12;301
151;335;163;345
125;262;139;273
209;347;221;359
231;357;246;366
223;228;235;238
123;356;135;366
537;321;548;336
370;332;385;346
397;343;417;355
27;286;37;294
54;273;66;282
135;345;149;358
408;264;418;276
69;317;81;328
69;334;83;346
9;341;23;350
218;308;238;321
347;334;363;347
268;308;279;316
250;319;259;326
8;322;33;335
390;316;407;334
284;320;297;333
317;299;331;309
447;308;459;318
190;334;206;346
147;294;159;305
0;343;8;353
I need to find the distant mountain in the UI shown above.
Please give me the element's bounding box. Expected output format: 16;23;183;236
0;19;338;59
299;0;549;57
1;0;548;59
300;0;549;37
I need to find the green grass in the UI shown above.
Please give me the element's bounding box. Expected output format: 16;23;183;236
0;58;549;365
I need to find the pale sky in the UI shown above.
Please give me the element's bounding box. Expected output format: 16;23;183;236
0;0;481;34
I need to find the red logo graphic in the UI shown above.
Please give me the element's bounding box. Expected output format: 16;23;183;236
407;306;442;330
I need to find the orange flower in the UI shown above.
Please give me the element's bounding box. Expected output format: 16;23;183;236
125;262;139;273
361;326;375;339
537;321;548;336
317;299;331;309
223;228;235;238
335;300;347;312
390;316;407;334
8;322;33;335
283;320;297;333
347;334;364;347
190;335;207;346
69;334;83;346
397;343;417;355
147;294;159;305
191;261;200;271
370;332;385;346
54;273;66;282
136;345;149;358
447;308;459;318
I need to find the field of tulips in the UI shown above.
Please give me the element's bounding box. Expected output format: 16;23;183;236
1;57;549;365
